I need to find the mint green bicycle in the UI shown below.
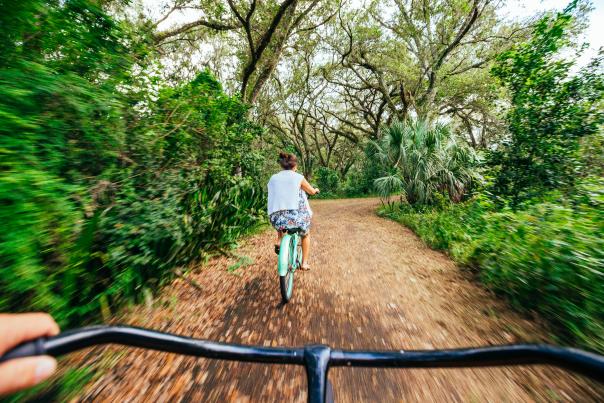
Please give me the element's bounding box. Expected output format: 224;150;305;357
277;228;303;303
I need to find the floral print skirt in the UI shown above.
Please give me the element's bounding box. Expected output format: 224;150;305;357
269;190;311;235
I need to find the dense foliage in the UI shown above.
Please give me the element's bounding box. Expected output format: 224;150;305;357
0;0;265;327
314;167;341;197
490;1;604;205
372;120;478;205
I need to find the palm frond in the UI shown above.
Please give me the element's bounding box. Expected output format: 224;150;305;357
376;118;480;205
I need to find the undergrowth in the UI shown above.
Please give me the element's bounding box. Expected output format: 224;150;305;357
379;187;604;353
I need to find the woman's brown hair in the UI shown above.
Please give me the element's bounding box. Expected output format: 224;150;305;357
278;152;297;170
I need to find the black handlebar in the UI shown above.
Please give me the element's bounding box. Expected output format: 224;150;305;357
2;325;603;403
0;326;304;365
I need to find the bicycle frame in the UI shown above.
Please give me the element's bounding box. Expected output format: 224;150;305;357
1;326;603;403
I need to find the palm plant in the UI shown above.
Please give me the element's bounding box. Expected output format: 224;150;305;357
372;119;478;206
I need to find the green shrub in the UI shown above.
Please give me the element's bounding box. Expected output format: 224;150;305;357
0;1;266;326
579;131;604;177
342;144;383;197
314;167;341;197
381;188;604;352
477;202;603;351
373;119;479;205
490;3;604;205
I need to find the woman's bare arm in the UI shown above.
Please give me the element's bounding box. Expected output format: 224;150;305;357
301;179;319;195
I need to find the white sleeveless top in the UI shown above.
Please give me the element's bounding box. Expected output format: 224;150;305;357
267;170;312;216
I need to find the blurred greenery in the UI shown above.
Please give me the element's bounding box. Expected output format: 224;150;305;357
0;0;266;327
489;0;604;206
378;2;604;353
314;166;341;198
380;186;604;352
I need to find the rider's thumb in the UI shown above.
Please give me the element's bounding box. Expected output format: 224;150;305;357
0;356;57;396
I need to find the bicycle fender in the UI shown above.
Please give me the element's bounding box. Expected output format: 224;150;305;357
278;234;292;276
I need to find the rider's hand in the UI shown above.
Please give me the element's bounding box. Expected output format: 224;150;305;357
314;188;320;194
0;313;60;396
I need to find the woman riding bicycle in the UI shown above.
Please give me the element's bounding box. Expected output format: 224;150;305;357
267;152;319;270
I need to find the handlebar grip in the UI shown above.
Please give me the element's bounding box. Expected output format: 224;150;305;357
0;338;47;364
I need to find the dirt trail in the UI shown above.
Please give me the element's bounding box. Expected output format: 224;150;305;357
76;198;602;402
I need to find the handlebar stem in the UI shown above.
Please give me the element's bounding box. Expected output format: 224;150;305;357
304;345;331;403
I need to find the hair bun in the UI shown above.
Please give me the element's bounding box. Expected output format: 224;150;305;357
277;151;298;169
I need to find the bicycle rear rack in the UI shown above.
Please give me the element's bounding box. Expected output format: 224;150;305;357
2;326;603;403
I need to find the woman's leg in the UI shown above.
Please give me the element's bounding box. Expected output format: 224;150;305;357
301;232;310;268
274;231;284;255
275;231;284;247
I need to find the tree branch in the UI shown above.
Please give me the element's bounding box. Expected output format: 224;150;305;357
241;0;298;101
154;18;239;43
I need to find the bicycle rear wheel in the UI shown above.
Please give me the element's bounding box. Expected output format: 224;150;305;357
279;235;297;303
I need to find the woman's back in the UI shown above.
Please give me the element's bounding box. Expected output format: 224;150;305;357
267;170;305;215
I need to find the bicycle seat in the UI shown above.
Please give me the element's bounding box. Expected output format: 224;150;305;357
286;228;304;235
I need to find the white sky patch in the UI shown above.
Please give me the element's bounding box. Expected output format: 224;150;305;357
142;0;204;31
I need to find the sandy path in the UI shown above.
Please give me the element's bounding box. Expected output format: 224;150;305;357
76;198;602;402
